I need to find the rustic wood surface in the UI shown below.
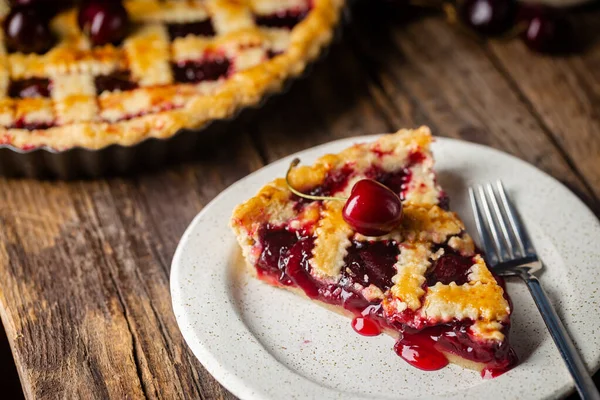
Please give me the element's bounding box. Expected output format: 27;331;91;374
1;2;600;399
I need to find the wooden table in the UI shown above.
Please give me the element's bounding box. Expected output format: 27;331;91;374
1;2;599;399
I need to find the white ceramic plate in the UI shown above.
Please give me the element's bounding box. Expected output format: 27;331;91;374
171;136;600;400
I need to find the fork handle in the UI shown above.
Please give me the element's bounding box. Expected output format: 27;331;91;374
521;273;600;400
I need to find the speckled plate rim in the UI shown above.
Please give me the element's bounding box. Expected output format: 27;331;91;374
171;135;600;400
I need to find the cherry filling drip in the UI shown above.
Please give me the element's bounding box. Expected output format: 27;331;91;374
341;240;399;290
9;78;51;98
393;322;517;376
394;330;449;371
254;8;309;29
426;247;474;286
94;71;137;94
352;316;382;336
172;57;231;83
167;20;215;40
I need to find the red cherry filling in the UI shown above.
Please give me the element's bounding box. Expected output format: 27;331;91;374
254;8;309;29
425;248;474;286
8;78;51;98
13;118;53;130
342;179;403;237
282;237;318;297
256;225;298;283
256;226;317;296
342;240;399;290
295;164;354;201
94;71;137;94
167;20;215;40
172;57;231;83
367;168;411;198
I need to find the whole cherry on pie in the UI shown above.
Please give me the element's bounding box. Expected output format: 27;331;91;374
3;7;54;54
78;0;130;46
286;159;403;236
342;179;403;237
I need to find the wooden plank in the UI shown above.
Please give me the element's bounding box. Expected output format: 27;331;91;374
0;132;260;399
487;12;600;199
251;39;394;162
340;5;598;207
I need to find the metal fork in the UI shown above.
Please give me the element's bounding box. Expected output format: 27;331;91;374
469;181;600;400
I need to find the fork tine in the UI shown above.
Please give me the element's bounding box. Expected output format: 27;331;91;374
477;185;512;263
496;181;536;258
485;183;515;259
469;187;499;266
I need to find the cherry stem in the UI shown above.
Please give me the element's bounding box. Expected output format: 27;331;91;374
285;158;347;202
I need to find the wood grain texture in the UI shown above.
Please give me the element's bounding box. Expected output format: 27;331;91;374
0;2;599;399
487;12;600;200
0;133;261;399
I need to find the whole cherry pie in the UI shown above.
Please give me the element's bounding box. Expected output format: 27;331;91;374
230;127;518;378
0;0;343;150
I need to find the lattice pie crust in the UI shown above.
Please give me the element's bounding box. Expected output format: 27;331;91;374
0;0;343;150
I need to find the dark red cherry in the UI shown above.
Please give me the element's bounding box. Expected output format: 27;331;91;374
78;1;130;46
458;0;517;36
3;7;54;54
518;7;571;54
342;179;403;237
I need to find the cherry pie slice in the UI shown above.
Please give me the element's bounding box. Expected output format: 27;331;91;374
0;0;343;150
231;127;518;378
